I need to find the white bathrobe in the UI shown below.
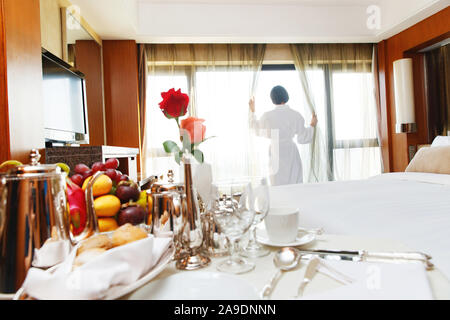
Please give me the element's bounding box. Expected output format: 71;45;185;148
250;105;314;186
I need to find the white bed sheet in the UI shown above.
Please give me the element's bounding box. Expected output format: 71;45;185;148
269;172;450;279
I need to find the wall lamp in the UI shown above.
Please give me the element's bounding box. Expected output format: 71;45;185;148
393;58;417;133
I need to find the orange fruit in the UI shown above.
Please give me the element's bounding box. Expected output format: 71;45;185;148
82;174;113;197
98;218;118;232
94;194;121;217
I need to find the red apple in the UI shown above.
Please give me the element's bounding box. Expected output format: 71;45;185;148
74;163;90;174
91;162;106;173
70;174;84;187
105;158;119;169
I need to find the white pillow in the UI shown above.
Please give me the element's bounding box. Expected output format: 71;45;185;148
406;146;450;174
431;136;450;147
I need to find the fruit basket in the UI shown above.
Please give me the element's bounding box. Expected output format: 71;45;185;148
67;159;149;234
13;225;174;300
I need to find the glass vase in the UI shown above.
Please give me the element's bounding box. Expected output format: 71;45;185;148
173;154;211;270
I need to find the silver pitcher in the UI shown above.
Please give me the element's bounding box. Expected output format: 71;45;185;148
146;157;210;270
0;150;95;294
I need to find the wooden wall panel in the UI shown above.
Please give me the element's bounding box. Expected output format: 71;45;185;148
378;7;450;172
376;40;391;172
75;40;105;146
0;0;10;163
102;40;140;174
3;0;44;164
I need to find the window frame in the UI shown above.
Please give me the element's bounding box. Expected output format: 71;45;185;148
147;63;380;180
261;63;379;180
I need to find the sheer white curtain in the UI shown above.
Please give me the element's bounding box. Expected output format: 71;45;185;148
331;70;381;180
142;44;266;183
196;44;266;183
195;67;254;182
142;43;381;184
290;44;382;182
252;68;328;183
143;68;189;180
142;45;191;180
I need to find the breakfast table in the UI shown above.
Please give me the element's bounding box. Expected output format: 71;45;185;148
121;233;450;300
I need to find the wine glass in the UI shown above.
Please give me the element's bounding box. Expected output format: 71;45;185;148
211;181;256;274
241;177;270;258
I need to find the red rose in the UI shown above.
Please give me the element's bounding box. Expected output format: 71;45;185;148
180;117;206;144
159;88;189;118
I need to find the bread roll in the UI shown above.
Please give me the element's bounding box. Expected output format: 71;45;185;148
77;234;112;256
73;248;107;268
111;223;147;247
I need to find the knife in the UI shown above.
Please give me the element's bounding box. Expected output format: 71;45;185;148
296;257;320;298
298;249;434;270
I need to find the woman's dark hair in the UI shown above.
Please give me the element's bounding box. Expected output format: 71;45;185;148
270;86;289;105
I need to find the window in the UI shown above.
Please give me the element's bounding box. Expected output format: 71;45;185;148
144;64;381;182
331;71;381;180
256;65;381;181
145;70;189;179
195;68;255;182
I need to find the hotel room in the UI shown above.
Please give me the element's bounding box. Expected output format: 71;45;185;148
0;0;449;302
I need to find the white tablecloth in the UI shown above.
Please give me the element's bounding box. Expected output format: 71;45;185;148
123;234;450;300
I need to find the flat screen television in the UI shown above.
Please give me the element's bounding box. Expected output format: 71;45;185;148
42;49;89;145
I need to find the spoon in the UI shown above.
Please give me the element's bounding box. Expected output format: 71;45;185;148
260;247;302;299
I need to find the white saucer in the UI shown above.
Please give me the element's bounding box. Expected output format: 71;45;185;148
126;271;260;300
256;227;316;247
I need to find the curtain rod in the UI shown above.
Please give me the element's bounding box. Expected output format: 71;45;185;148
147;59;372;67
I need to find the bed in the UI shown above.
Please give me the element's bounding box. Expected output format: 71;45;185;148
269;171;450;280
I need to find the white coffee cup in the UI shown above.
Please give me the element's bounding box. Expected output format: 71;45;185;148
264;207;299;243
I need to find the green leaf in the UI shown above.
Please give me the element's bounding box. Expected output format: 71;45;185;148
174;151;183;165
192;150;204;164
163;140;180;154
181;132;191;152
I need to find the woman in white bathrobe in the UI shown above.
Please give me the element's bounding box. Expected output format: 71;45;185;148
249;86;318;186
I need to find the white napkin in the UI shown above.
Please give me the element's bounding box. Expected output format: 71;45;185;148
299;259;434;300
32;239;72;268
21;235;172;300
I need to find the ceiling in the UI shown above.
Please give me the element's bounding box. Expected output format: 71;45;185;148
69;0;449;43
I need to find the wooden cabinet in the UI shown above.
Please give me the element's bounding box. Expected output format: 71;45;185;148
0;0;45;164
45;146;139;181
75;40;106;146
102;40;141;173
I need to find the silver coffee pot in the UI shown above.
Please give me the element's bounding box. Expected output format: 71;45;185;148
0;150;96;294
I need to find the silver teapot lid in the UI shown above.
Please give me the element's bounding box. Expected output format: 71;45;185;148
151;170;184;192
7;149;61;176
